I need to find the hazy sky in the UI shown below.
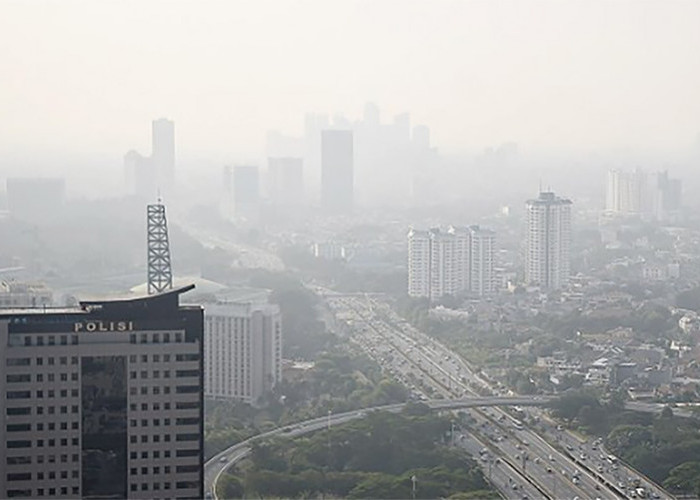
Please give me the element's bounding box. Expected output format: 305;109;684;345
1;0;699;161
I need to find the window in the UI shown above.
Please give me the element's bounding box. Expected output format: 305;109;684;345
7;407;30;415
7;358;31;366
6;374;31;383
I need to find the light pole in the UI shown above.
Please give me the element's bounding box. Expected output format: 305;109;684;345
411;475;417;500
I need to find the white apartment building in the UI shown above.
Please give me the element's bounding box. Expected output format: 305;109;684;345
606;168;647;215
407;226;496;299
407;229;431;298
525;191;572;290
467;226;496;297
204;302;281;404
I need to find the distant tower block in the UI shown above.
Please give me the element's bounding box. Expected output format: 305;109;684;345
147;202;173;294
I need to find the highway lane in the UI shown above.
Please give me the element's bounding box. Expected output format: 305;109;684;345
328;293;673;499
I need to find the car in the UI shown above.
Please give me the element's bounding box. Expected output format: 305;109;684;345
219;456;228;463
546;467;553;473
512;484;519;490
572;477;580;485
549;454;555;462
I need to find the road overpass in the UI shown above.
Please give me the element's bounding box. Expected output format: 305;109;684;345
205;395;553;498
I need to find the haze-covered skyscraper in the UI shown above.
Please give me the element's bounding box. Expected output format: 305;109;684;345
525;191;572;290
321;130;353;214
152;118;175;190
232;165;260;224
267;157;303;206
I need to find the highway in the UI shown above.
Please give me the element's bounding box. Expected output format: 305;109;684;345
205;396;551;498
324;292;673;500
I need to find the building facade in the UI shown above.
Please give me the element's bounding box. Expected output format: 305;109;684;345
267;157;304;206
0;286;204;499
321;130;354;214
204;302;281;404
407;226;496;299
605;168;647;215
525;191;572;290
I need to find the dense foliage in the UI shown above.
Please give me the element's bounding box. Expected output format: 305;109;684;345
219;410;495;499
205;351;408;459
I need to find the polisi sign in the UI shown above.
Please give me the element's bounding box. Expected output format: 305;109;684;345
74;321;134;332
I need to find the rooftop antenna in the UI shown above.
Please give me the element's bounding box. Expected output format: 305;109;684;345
146;195;173;295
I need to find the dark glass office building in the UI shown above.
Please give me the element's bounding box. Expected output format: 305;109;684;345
0;286;204;499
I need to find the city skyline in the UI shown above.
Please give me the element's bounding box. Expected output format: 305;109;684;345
1;0;699;161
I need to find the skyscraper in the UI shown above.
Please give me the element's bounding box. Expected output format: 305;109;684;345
267;157;303;206
0;285;204;499
321;130;353;214
152;118;175;191
525;191;572;290
228;165;260;223
204;301;281;404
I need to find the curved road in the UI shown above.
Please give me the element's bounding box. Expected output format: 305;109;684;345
205;396;552;498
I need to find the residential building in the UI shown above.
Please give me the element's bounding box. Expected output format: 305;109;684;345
605;168;647;215
0;285;204;499
525;191;572;290
408;226;496;299
204;301;281;404
321;130;353;214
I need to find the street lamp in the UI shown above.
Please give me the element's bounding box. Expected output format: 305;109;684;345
411;475;417;500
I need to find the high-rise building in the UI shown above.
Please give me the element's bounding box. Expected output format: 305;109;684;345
525;191;572;290
605;168;647;215
230;165;260;223
204;302;281;404
0;285;204;499
267;157;303;206
321;130;353;214
467;226;496;297
152;118;175;190
408;226;496;299
651;170;682;222
124;150;155;199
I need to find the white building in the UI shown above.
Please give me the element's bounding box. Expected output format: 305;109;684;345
0;281;52;308
407;229;431;298
468;226;496;297
204;302;281;404
407;226;496;299
605;168;647;215
525;191;572;290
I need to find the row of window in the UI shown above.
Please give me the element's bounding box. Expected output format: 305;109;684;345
130;332;184;344
129;417;199;427
7;421;79;432
7;486;78;497
6;453;79;465
7;470;78;481
129;400;199;411
7;438;80;448
12;334;78;347
7;356;78;367
129;481;198;492
129;433;199;444
7;371;78;384
130;464;198;475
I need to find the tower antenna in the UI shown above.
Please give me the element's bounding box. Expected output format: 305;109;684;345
146;200;173;294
